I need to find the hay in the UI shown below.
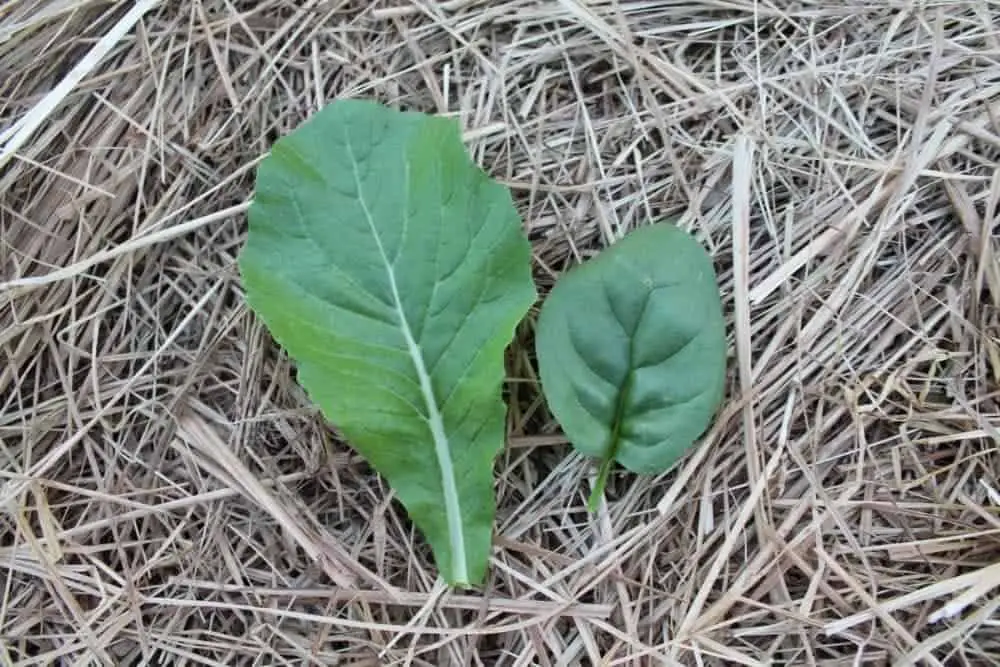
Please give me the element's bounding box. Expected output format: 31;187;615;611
2;0;999;664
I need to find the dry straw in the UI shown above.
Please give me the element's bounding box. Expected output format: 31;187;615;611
2;1;999;665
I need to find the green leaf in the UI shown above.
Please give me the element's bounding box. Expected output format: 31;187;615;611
238;99;537;586
535;223;727;510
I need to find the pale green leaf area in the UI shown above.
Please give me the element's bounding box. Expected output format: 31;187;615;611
535;223;727;509
239;100;537;586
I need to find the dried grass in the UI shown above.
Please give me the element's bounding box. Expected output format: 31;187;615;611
2;1;1000;665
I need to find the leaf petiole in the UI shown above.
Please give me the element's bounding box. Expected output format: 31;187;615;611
587;372;631;511
588;456;616;511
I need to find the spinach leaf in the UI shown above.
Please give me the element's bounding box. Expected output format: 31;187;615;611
535;223;727;509
239;100;536;586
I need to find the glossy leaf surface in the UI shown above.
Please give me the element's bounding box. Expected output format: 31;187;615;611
239;100;536;585
535;223;727;508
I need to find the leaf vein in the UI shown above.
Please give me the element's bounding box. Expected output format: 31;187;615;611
344;126;469;584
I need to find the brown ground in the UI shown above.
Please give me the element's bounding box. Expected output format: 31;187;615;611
2;1;1000;665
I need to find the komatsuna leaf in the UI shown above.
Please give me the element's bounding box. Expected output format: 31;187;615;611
535;223;727;509
238;99;537;586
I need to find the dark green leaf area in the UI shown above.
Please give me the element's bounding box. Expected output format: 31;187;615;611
536;223;727;476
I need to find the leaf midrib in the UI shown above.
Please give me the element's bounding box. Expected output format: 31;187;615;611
343;131;468;584
588;283;653;509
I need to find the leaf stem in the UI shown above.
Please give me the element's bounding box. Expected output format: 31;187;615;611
588;456;616;511
588;371;632;511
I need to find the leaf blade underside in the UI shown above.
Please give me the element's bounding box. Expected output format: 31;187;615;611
535;223;727;507
239;99;537;586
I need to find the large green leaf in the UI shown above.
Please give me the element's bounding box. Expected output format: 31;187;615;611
238;100;537;586
535;223;727;509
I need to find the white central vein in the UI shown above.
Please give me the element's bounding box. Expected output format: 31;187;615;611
345;136;467;583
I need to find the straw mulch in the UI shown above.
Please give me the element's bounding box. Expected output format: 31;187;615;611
2;1;999;665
